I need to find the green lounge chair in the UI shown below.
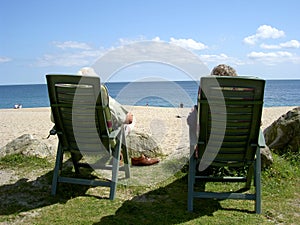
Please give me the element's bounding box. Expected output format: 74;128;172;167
187;76;266;214
46;74;130;200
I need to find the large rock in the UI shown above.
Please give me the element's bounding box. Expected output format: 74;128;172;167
264;107;300;154
261;145;273;169
126;131;163;158
0;134;52;159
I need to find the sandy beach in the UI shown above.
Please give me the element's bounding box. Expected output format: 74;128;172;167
0;105;298;187
0;105;298;153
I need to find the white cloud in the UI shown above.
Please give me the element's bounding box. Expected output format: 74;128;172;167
280;40;300;48
115;36;207;52
0;56;11;63
260;40;300;50
247;51;300;65
36;53;89;67
33;40;104;67
53;41;92;50
248;51;292;58
35;49;103;67
199;53;230;61
92;40;210;81
169;37;208;50
199;53;244;65
260;43;281;50
244;25;285;45
118;36;147;46
152;36;161;42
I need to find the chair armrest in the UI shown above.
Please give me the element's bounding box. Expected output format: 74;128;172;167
258;129;266;148
109;126;122;139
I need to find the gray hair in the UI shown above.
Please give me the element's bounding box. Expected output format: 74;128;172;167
211;64;237;76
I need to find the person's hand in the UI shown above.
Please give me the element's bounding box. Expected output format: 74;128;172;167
125;112;133;124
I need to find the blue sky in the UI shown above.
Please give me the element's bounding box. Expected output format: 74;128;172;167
1;0;299;84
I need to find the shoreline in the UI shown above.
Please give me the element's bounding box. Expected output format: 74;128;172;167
0;106;298;154
0;105;298;109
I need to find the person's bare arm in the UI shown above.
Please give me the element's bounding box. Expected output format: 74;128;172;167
125;112;133;124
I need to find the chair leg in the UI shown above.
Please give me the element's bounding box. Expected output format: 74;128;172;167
109;139;121;200
255;146;262;214
51;143;63;195
188;145;196;212
121;129;130;178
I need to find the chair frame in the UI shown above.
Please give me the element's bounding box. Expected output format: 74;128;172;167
46;74;130;200
187;76;266;214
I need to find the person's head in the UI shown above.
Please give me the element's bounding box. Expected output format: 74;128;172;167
77;67;98;76
211;64;237;77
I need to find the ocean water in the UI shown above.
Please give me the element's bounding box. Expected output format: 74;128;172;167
0;80;299;109
0;84;50;109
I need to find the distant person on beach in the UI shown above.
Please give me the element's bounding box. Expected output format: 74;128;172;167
187;64;237;146
14;104;22;109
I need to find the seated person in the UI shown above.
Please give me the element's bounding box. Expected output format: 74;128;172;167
50;67;158;166
187;64;238;146
77;67;135;136
78;67;158;166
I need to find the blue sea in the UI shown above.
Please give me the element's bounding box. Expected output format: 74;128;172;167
0;80;299;109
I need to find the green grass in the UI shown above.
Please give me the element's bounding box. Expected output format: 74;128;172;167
0;152;299;225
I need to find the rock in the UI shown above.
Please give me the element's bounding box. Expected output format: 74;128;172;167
0;134;52;159
264;107;300;154
261;145;273;169
126;131;163;158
